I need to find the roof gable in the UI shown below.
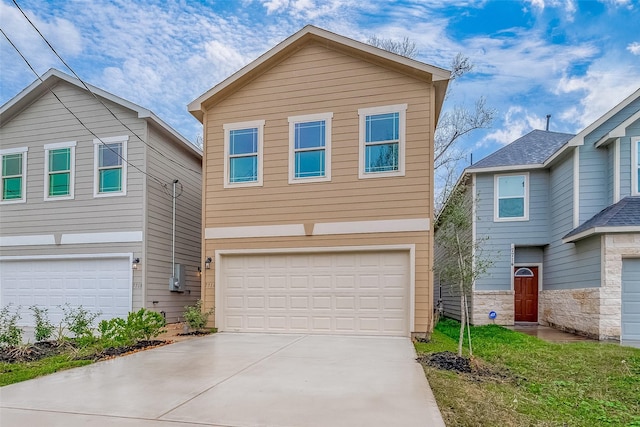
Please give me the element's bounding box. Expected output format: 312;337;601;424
0;68;201;158
467;129;575;172
188;25;450;122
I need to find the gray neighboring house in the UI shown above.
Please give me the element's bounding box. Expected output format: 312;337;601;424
436;88;640;343
0;69;202;325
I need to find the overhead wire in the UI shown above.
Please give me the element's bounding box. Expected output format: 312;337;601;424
8;0;202;197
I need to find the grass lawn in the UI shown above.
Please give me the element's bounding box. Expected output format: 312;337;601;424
416;319;640;427
0;355;93;387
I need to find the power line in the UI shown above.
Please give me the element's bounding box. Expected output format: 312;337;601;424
1;27;166;189
10;0;202;180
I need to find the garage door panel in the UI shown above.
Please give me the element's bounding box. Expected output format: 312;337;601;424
1;257;131;326
220;251;409;336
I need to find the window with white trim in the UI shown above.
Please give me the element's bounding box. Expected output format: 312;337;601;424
223;120;264;187
358;104;407;179
495;173;528;221
0;147;28;203
44;141;75;200
633;137;640;195
94;136;128;197
288;112;332;183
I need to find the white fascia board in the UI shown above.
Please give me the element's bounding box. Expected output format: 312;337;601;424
567;87;640;147
465;164;544;174
562;226;640;243
187;25;450;118
595;110;640;148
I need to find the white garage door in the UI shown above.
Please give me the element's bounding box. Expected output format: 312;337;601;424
622;258;640;343
0;257;132;326
220;251;409;336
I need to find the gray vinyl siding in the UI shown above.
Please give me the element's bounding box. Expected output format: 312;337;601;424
544;153;601;289
514;246;543;264
619;136;632;198
607;143;615;204
144;124;202;322
473;169;550;291
0;81;145;237
578;143;608;224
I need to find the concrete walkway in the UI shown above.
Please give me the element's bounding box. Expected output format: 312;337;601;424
507;324;596;343
0;333;445;427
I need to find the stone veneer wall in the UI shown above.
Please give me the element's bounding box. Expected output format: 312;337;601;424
540;233;640;340
539;288;601;338
471;290;514;325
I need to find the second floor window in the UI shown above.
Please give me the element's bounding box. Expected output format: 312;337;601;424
358;104;407;179
288;112;332;183
224;120;264;187
635;138;640;195
94;136;128;197
495;173;528;221
45;141;75;200
1;148;27;203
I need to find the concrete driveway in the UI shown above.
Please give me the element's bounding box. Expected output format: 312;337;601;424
0;333;445;427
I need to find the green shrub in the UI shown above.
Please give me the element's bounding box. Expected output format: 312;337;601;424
126;309;166;341
60;304;101;347
98;309;166;348
0;305;22;347
29;306;55;342
183;300;213;330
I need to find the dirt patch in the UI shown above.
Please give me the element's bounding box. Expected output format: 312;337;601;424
417;351;522;383
177;330;212;336
80;340;168;361
0;340;169;364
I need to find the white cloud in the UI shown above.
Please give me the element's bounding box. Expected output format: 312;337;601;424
628;42;640;55
482;106;547;146
555;64;640;128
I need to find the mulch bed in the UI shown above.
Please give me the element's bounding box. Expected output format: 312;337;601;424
0;340;169;364
417;351;522;383
177;330;211;336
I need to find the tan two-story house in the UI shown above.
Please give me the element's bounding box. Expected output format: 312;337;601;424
189;26;450;337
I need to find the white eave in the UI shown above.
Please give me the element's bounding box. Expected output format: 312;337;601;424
594;109;640;148
187;25;451;122
0;68;202;158
466;163;545;174
562;226;640;243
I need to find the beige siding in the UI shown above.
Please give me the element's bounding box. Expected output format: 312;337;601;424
203;42;432;227
200;41;435;333
144;124;202;322
0;81;144;237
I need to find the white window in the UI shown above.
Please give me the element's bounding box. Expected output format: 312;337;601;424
44;141;75;201
223;120;265;188
0;147;28;204
633;137;640;195
358;104;407;179
494;173;529;221
288;112;332;184
94;135;128;197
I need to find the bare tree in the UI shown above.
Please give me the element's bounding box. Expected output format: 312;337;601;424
367;35;418;59
367;38;495;211
434;184;492;356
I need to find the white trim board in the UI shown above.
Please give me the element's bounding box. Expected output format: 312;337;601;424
61;231;143;244
0;235;56;247
205;218;430;239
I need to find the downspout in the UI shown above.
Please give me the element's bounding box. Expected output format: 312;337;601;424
172;179;178;276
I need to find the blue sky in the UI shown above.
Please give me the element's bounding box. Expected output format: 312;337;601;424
1;0;639;164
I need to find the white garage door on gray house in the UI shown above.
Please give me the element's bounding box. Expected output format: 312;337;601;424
0;255;132;326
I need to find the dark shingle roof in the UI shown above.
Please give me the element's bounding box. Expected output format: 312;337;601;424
468;130;574;170
563;196;640;240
